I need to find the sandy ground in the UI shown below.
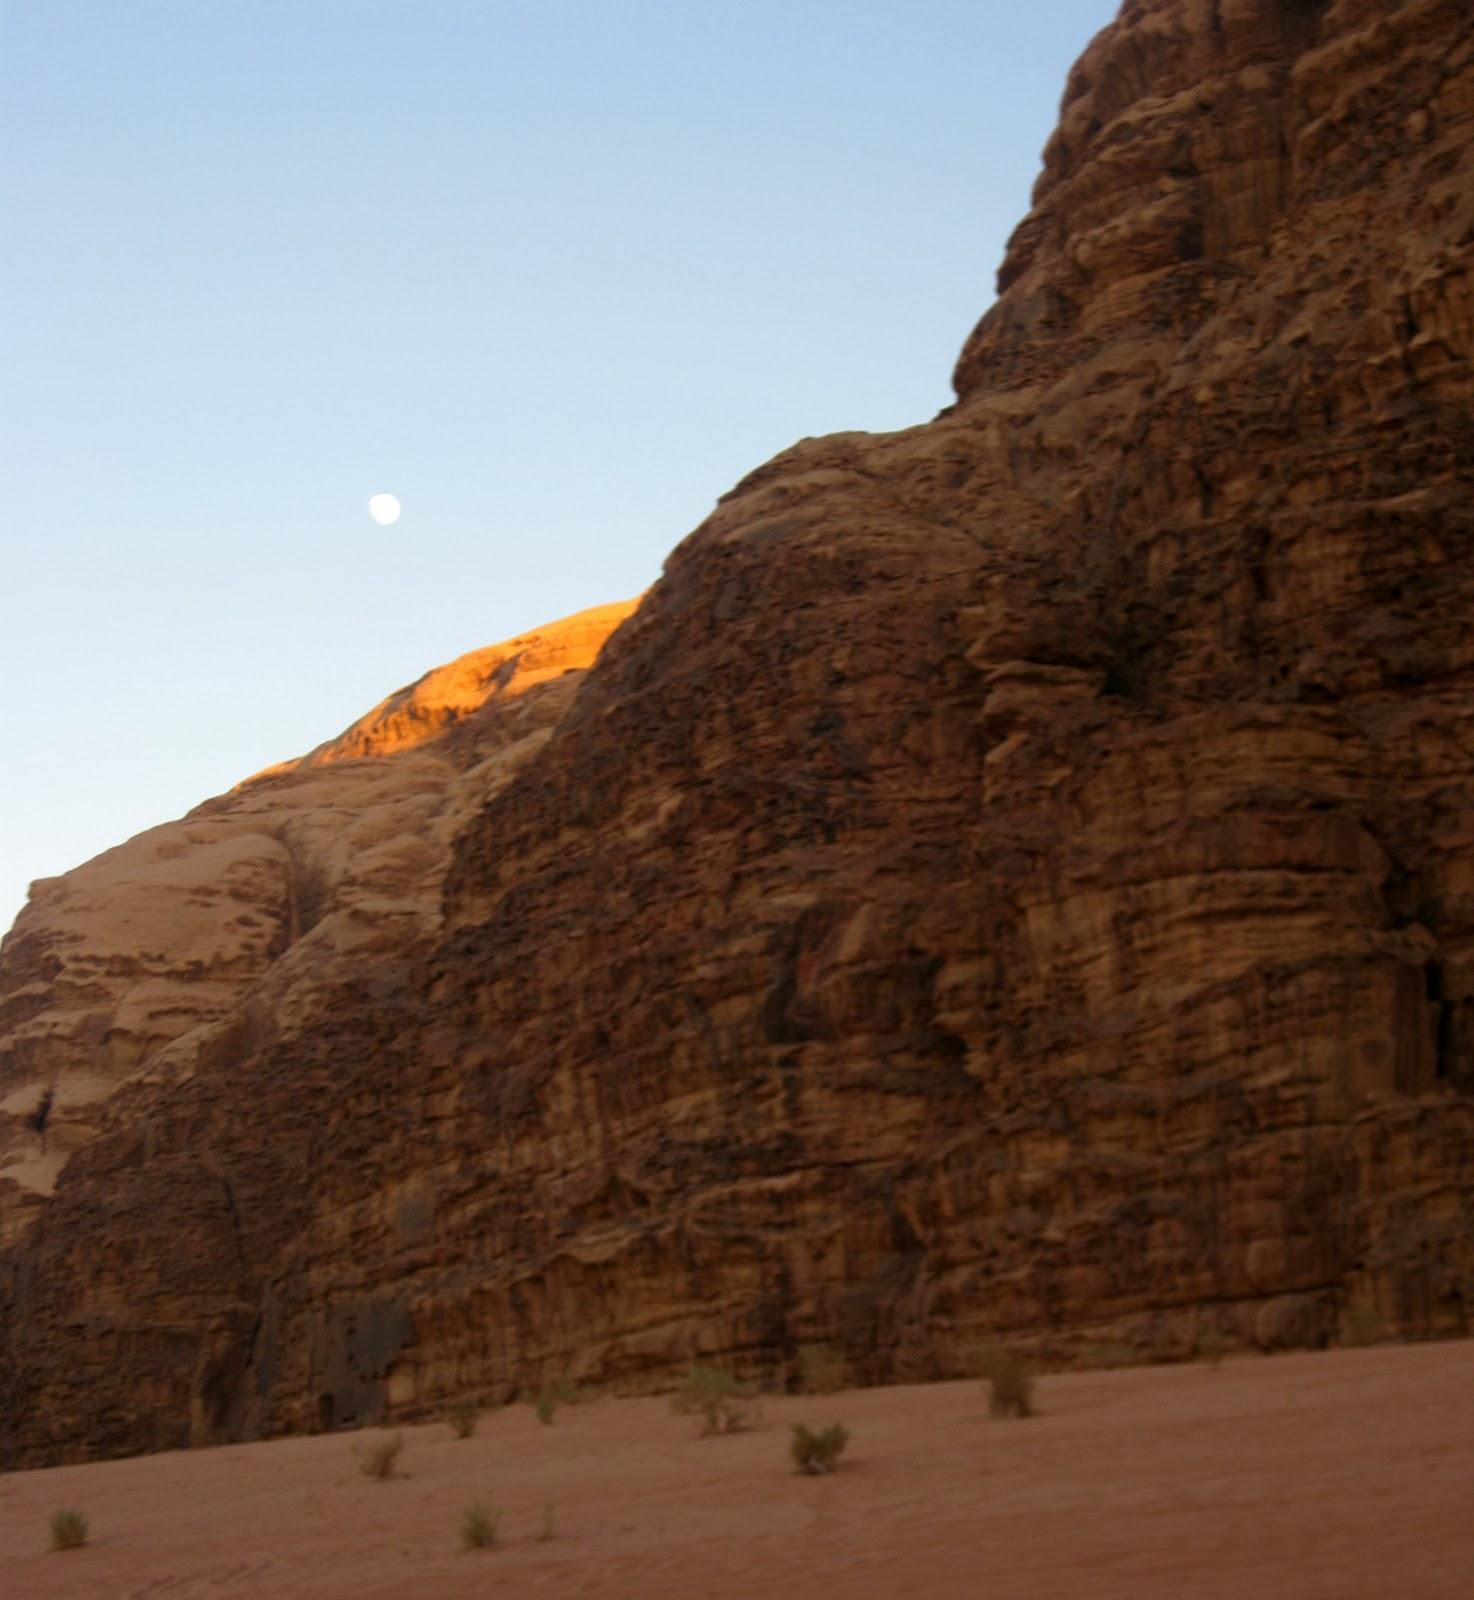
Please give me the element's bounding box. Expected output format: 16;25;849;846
4;1342;1472;1599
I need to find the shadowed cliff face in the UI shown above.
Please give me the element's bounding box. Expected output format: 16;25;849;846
3;0;1473;1465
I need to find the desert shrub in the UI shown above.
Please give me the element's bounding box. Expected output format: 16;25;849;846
49;1509;88;1552
1090;1341;1135;1370
356;1430;405;1479
669;1365;756;1434
978;1344;1034;1418
1194;1328;1227;1367
538;1502;557;1542
790;1422;849;1475
1341;1303;1385;1347
529;1375;587;1424
447;1402;480;1440
797;1343;851;1395
460;1502;500;1550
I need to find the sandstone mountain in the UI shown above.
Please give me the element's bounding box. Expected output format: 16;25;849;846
3;0;1472;1465
0;600;636;1249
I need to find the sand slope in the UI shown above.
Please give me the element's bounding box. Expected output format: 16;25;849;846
5;1344;1471;1599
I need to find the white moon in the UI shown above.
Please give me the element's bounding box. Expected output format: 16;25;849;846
367;492;401;526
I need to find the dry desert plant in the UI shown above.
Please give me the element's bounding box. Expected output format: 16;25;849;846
1089;1341;1135;1370
1194;1328;1228;1367
49;1508;88;1552
446;1401;480;1440
797;1342;851;1395
978;1344;1035;1418
529;1375;585;1424
1341;1303;1386;1347
670;1364;757;1435
790;1422;849;1475
356;1430;405;1479
538;1501;557;1542
460;1502;500;1550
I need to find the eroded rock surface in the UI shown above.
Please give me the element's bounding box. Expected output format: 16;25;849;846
0;601;636;1250
3;0;1472;1465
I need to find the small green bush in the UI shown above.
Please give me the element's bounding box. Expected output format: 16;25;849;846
49;1509;88;1552
797;1343;851;1395
534;1389;558;1425
978;1344;1034;1419
447;1402;480;1440
669;1365;756;1435
790;1422;849;1475
356;1430;405;1479
460;1502;500;1550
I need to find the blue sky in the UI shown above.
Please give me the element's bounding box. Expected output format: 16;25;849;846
1;0;1120;935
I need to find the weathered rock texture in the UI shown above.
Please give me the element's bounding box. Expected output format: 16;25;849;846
3;0;1473;1465
0;600;636;1249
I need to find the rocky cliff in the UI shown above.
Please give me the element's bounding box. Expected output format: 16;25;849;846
0;601;636;1250
3;0;1473;1466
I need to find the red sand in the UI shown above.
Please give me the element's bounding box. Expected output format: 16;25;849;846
5;1343;1472;1599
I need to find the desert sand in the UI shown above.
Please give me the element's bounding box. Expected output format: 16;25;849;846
5;1342;1471;1599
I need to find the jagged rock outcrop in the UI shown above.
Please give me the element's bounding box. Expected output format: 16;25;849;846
0;601;637;1250
3;0;1473;1466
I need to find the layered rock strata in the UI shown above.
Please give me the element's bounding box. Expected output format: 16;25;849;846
0;601;636;1250
2;0;1472;1465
